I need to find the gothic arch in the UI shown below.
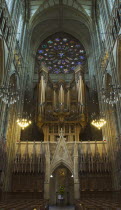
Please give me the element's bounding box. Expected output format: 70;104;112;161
9;73;17;86
30;4;91;29
8;72;20;90
32;27;89;53
29;5;91;53
0;37;5;85
49;162;74;205
51;160;73;175
106;73;112;88
103;72;112;88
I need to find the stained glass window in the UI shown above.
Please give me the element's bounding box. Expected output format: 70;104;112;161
37;33;86;74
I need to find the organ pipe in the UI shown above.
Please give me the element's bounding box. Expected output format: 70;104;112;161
67;89;70;110
53;90;56;107
77;75;85;113
39;75;46;114
59;85;64;104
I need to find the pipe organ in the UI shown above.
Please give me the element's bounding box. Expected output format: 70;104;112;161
37;71;86;141
59;85;64;105
38;75;46;115
77;75;85;113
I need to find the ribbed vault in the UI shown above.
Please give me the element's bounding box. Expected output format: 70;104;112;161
30;0;92;18
29;4;92;54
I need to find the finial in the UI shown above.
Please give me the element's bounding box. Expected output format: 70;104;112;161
59;128;64;138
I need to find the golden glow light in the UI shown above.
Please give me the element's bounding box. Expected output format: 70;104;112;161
17;119;32;130
91;119;106;130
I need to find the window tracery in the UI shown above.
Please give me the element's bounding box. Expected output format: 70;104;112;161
37;33;86;74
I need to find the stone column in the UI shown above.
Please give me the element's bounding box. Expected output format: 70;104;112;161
44;143;50;200
73;143;80;199
111;109;120;190
74;180;80;200
3;105;17;191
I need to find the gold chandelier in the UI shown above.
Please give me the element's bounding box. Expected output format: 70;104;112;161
91;118;106;130
17;118;32;130
17;112;32;130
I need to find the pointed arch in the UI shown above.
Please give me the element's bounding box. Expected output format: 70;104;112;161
8;71;20;93
51;160;73;175
102;72;112;89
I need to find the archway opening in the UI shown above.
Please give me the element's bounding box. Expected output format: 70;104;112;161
49;164;74;206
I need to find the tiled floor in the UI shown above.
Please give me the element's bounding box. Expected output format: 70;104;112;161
0;198;45;210
1;192;121;210
49;206;75;210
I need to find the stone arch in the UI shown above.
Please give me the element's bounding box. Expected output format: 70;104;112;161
29;3;92;80
51;160;73;175
49;163;74;205
9;73;17;85
30;4;91;29
103;72;112;89
0;37;5;85
8;72;20;90
29;5;91;51
106;73;112;86
33;27;89;53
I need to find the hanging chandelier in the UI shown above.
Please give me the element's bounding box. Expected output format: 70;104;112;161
17;112;32;130
91;112;106;130
17;118;31;130
101;84;121;106
0;85;20;105
91;118;106;130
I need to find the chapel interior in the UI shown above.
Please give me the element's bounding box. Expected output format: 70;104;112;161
0;0;121;209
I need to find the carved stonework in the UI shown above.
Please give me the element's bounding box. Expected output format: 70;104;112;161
50;130;73;174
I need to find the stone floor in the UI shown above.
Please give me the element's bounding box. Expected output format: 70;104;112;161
75;192;121;209
0;193;45;210
49;206;75;210
1;192;121;209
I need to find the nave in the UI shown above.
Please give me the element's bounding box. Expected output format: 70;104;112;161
0;0;121;209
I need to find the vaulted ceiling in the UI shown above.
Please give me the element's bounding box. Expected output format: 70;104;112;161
29;0;93;54
30;0;92;18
